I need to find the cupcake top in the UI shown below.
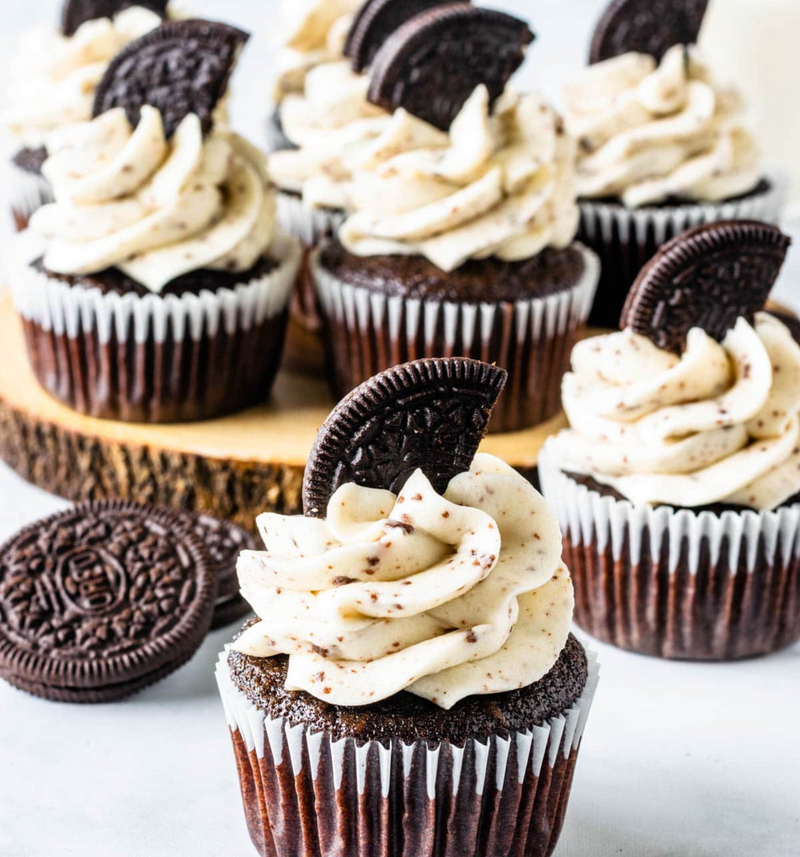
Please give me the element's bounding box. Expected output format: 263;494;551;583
27;20;280;295
546;221;798;510
2;5;166;149
231;357;575;710
564;45;762;207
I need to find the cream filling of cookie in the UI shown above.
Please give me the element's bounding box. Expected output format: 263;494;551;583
232;453;573;709
337;86;579;271
564;45;762;207
547;313;800;509
2;7;164;148
273;0;362;103
31;106;276;293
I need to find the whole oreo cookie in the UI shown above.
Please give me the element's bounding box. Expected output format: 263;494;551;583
303;357;507;516
367;3;533;131
61;0;170;37
344;0;463;73
179;512;257;629
621;220;791;353
589;0;709;64
0;501;216;703
93;20;249;137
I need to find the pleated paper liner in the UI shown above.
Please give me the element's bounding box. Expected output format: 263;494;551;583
578;172;788;328
276;192;346;332
216;648;599;857
4;157;54;234
312;244;600;434
539;451;800;660
10;233;301;423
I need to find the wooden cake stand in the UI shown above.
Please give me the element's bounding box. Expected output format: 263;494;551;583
0;290;566;530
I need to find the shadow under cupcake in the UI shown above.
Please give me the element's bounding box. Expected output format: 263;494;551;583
566;0;787;328
217;355;599;857
540;219;800;660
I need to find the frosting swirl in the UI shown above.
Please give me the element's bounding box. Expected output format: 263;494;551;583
232;453;573;709
30;107;277;293
2;7;163;148
268;60;390;209
547;313;800;510
337;86;579;272
564;45;762;207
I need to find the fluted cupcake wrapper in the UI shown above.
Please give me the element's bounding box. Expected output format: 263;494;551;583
276;192;346;332
4;158;54;234
311;244;600;433
10;233;302;423
216;649;599;857
578;172;789;328
538;452;800;660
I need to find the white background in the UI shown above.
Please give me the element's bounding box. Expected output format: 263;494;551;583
0;1;799;856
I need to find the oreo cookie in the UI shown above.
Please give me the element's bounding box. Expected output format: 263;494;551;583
621;220;791;353
93;20;249;137
589;0;709;64
367;3;533;131
179;512;257;630
61;0;170;37
344;0;462;73
0;501;216;703
302;357;507;516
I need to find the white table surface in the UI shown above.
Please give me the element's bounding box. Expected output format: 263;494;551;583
0;1;799;855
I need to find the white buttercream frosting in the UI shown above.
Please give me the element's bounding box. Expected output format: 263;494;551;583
333;86;579;271
232;453;573;709
564;45;762;207
30;106;277;293
547;313;800;510
2;7;164;149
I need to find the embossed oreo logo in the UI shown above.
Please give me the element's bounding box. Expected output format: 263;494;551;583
58;548;126;615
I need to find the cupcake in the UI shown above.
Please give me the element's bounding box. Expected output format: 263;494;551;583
311;5;599;433
11;21;301;423
539;220;800;660
216;356;599;857
1;2;172;233
567;0;787;327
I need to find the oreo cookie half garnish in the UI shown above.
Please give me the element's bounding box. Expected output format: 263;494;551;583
302;357;507;516
344;0;464;73
621;220;791;354
589;0;709;64
0;501;216;703
93;19;249;138
61;0;170;37
367;3;533;131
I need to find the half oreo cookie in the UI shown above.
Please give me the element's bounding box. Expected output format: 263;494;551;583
367;3;533;131
621;220;791;353
302;357;507;516
0;501;216;703
589;0;710;64
62;0;170;37
93;19;249;137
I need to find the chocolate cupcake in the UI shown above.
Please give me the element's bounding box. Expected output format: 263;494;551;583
10;21;301;423
539;220;800;660
1;2;172;232
216;357;599;857
310;7;599;433
566;0;787;327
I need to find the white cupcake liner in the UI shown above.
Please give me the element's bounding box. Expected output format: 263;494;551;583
275;191;346;248
215;646;599;857
538;449;800;660
4;157;54;234
578;171;789;327
311;243;600;432
10;233;302;423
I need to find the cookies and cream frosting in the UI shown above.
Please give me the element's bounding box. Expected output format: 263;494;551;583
564;45;762;207
2;7;164;149
30;106;276;293
547;313;800;510
232;453;573;709
335;85;579;271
